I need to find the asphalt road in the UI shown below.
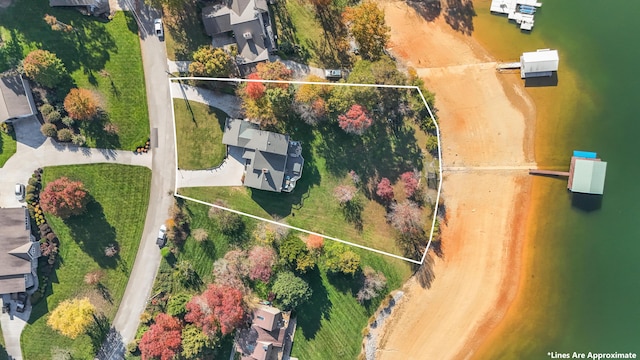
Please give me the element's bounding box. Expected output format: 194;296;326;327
96;2;176;358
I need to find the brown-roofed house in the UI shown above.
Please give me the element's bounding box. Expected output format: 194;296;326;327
0;208;40;295
236;304;288;360
0;74;37;123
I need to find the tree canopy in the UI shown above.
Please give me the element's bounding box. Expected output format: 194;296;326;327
189;46;234;77
343;1;390;60
272;271;312;310
22;49;67;88
47;297;96;339
324;242;361;275
139;313;183;360
279;236;316;273
40;177;89;219
185;284;246;336
338;104;373;135
64;88;98;120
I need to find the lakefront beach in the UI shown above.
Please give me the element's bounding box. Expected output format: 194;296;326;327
373;0;538;358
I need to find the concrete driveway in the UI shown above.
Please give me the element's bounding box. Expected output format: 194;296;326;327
169;81;242;118
0;116;151;208
177;145;244;188
96;2;177;359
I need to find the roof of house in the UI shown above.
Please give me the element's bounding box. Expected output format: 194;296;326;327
253;305;282;332
0;75;36;122
223;118;291;192
0;208;35;294
201;0;274;64
521;49;559;73
570;159;607;195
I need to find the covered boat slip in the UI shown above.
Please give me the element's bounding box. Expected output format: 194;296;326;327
490;0;543;30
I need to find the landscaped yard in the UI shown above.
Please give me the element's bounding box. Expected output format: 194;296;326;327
174;100;228;170
162;3;211;61
0;1;149;150
21;164;151;360
0;131;16;167
178;116;433;259
273;0;351;67
291;253;411;360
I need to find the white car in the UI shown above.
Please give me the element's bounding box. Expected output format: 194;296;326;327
15;183;25;201
156;224;167;247
154;18;164;39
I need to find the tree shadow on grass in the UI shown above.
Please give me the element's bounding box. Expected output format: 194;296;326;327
0;0;116;75
81;109;121;149
326;271;361;296
64;198;120;269
87;312;111;354
295;267;332;340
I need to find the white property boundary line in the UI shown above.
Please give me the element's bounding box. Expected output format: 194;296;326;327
168;77;443;265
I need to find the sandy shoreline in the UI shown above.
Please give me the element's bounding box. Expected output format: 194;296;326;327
373;1;536;359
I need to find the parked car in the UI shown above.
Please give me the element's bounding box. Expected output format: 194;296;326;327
156;224;167;248
154;18;164;39
325;69;342;80
15;183;25;201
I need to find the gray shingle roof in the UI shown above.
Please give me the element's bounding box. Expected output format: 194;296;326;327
0;75;35;122
0;208;35;294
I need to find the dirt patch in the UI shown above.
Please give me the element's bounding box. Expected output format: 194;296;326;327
373;1;536;359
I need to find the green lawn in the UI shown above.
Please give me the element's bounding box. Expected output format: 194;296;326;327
273;0;351;67
0;2;149;150
178;115;431;258
291;254;411;360
21;164;151;360
174;100;228;170
0;132;17;167
162;3;211;61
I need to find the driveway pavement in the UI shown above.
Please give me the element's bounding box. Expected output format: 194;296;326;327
177;146;244;188
96;2;176;358
167;59;325;80
0;116;151;208
169;81;242;117
0;296;31;360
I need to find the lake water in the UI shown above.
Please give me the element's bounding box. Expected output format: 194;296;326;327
469;0;640;357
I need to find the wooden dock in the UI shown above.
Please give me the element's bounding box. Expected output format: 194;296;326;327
497;62;522;70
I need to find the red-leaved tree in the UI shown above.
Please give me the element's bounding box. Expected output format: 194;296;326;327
40;177;89;219
185;284;245;336
306;234;324;252
401;171;419;198
376;177;394;202
387;200;422;235
139;313;183;360
338;104;372;135
248;246;277;283
245;73;266;100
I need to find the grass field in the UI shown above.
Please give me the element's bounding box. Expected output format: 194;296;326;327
174;100;228;170
21;164;151;360
273;0;351;67
162;3;211;61
0;2;149;150
291;254;411;360
0;132;17;167
178;114;431;258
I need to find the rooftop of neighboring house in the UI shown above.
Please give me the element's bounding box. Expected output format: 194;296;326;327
0;74;36;123
0;208;39;294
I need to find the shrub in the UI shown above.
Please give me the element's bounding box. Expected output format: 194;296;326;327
45;109;62;123
306;234;324;252
167;293;191;318
104;244;118;257
83;270;104;285
61;116;74;127
71;134;86;146
28;177;40;187
173;260;198;287
356;266;387;303
23;49;67;88
40;104;55;117
376;177;395;202
41;123;57;138
401;171;419;198
64;88;98;120
103;122;119;134
57;128;73;142
192;228;208;242
26;184;36;195
272;271;312;310
426;134;439;154
217;211;244;235
333;185;357;204
160;247;171;258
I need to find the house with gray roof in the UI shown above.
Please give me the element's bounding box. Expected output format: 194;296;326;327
222;118;303;193
0;208;40;296
0;74;37;124
201;0;276;68
236;304;288;360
